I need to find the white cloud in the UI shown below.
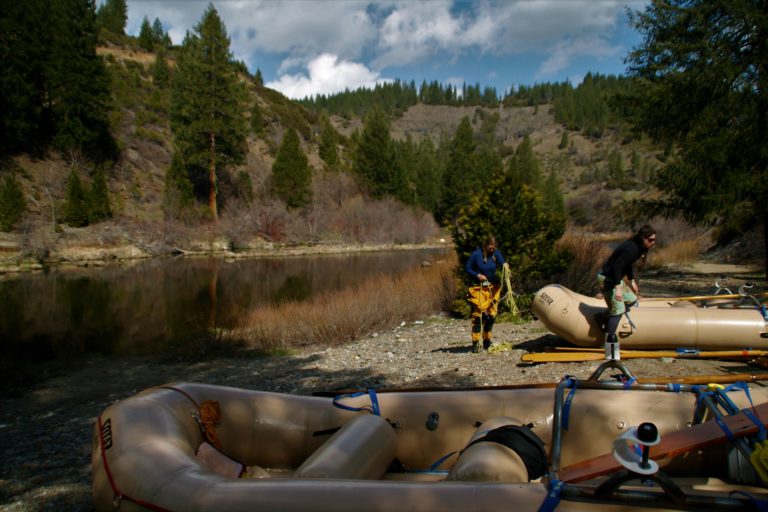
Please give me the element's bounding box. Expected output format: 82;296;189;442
537;35;621;77
373;1;463;69
266;53;391;99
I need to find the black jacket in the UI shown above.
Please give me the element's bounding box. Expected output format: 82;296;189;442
601;239;644;289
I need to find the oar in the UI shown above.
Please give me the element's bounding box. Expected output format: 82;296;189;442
559;401;768;483
522;349;768;363
642;291;768;302
550;347;768;357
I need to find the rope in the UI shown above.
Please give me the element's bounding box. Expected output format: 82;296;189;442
500;263;519;317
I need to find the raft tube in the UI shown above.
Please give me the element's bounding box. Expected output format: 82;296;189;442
92;381;768;511
533;284;767;349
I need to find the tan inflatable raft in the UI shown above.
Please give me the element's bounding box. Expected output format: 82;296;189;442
92;365;768;511
533;284;768;349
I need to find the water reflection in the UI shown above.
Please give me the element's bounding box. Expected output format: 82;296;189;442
0;249;446;360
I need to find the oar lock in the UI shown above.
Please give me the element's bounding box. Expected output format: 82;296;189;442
612;422;661;475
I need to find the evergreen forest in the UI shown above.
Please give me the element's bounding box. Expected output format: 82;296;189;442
1;0;765;277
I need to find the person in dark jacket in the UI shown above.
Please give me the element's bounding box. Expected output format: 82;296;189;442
597;225;656;360
465;236;508;353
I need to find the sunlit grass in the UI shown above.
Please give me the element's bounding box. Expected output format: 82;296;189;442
646;239;700;268
237;256;458;352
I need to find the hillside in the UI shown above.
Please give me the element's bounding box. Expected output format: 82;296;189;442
1;44;665;271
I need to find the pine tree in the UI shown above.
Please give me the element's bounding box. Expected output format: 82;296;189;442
170;4;249;221
138;16;154;51
48;0;116;160
438;116;477;224
151;18;168;48
413;137;441;214
96;0;127;34
510;134;542;191
63;166;89;227
353;106;401;198
624;0;768;271
163;152;195;218
0;0;48;155
152;47;170;88
543;168;566;217
88;167;111;222
318;116;339;170
0;173;26;231
271;128;311;209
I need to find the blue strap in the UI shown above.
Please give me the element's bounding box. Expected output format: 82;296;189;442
761;305;768;321
714;414;738;444
538;480;564;512
720;383;767;442
666;383;682;392
427;451;458;472
332;388;381;416
623;376;637;389
675;348;699;356
562;378;577;431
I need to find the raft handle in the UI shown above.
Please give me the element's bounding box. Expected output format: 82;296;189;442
426;412;439;431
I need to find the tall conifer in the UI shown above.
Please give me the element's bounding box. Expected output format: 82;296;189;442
271;128;311;209
48;0;116;160
439;116;477;224
170;4;248;220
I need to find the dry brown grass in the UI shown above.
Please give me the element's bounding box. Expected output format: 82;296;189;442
238;256;458;352
645;239;699;268
555;231;612;295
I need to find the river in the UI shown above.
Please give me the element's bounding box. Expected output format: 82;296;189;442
0;248;447;363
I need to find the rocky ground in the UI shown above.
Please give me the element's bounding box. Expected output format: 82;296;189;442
0;264;766;511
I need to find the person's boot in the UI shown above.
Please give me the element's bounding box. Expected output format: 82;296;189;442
483;338;492;350
472;341;481;353
604;333;620;360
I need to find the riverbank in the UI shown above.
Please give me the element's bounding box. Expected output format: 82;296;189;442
2;262;767;511
0;224;450;275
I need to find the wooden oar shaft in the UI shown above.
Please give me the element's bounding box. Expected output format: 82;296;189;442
559;401;768;483
550;347;768;357
643;291;768;302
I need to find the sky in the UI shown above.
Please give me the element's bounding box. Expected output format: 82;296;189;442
118;0;649;100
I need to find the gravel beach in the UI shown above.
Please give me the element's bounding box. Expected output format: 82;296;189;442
1;266;765;511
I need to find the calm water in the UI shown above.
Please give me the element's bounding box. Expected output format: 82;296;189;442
0;249;447;362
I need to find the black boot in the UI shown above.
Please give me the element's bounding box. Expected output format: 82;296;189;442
604;333;620;360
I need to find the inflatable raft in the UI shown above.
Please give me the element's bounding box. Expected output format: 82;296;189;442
92;363;768;511
533;284;768;349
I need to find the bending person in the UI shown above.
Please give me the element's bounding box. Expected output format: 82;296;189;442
465;236;508;353
597;225;656;360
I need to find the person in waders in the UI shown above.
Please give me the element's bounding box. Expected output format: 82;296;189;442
596;225;656;360
465;236;508;353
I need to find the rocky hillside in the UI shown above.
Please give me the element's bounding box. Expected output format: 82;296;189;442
2;44;666;269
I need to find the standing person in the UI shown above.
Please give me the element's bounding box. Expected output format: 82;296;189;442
465;236;509;353
596;225;657;360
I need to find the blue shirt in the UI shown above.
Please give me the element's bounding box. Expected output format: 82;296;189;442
465;248;505;284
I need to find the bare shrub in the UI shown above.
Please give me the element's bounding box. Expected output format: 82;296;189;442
332;196;439;244
646;239;699;269
554;231;611;295
238;257;457;351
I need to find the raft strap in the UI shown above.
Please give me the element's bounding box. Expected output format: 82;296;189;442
538;479;564;512
332;388;381;416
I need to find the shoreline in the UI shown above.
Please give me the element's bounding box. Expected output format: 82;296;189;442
0;239;451;275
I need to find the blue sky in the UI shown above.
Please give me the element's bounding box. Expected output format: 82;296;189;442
119;0;649;99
